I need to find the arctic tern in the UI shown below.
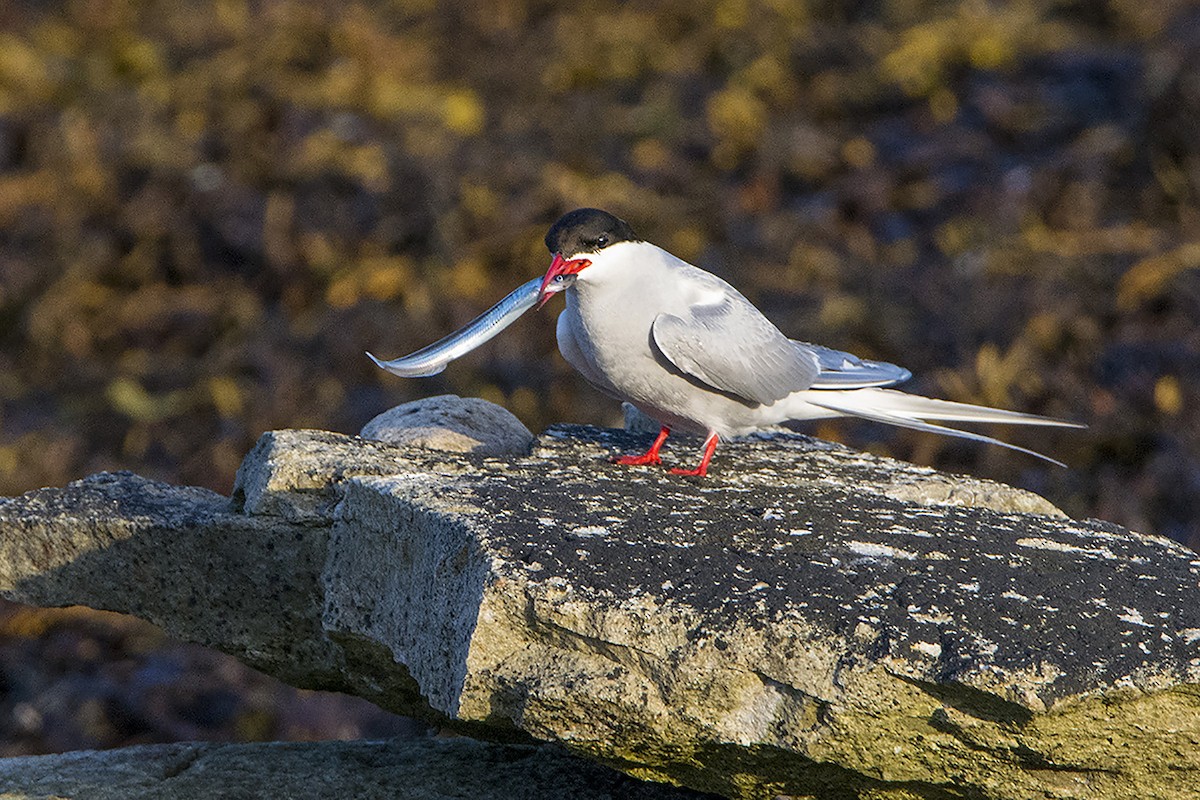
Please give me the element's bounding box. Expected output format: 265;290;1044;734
536;208;1082;476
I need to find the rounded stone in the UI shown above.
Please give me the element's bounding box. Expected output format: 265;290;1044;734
360;395;534;456
622;403;663;434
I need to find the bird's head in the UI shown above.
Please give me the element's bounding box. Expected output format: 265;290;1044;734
537;208;638;308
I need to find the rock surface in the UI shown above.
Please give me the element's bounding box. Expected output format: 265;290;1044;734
2;424;1199;799
0;737;717;800
360;394;534;455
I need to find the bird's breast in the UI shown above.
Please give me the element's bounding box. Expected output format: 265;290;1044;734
559;285;701;425
562;287;658;376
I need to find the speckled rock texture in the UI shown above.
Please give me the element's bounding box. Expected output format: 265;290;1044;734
0;737;717;800
2;425;1200;800
359;394;534;455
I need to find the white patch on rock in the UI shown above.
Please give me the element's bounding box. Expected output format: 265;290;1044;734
911;641;943;658
1181;629;1200;644
847;542;917;560
1118;608;1152;628
1016;537;1117;560
908;606;954;624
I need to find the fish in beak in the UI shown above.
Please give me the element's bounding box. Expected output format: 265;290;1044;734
537;252;591;309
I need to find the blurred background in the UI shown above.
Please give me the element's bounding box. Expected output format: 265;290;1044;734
1;0;1198;757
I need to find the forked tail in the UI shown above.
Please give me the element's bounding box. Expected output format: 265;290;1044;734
803;388;1085;467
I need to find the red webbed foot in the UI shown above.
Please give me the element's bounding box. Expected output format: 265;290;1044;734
668;432;719;477
611;425;670;467
615;452;662;466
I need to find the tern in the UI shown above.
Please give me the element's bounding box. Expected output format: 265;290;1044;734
536;207;1083;476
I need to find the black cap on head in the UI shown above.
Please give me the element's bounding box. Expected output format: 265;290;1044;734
545;208;638;257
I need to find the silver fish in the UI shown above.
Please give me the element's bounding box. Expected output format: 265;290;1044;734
367;277;543;377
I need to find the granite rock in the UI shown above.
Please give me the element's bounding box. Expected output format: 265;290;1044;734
2;425;1198;799
360;394;533;456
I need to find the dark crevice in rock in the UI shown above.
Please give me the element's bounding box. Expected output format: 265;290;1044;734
522;597;668;677
618;740;994;800
160;745;205;780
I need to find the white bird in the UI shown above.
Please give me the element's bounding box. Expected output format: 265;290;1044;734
536;208;1083;477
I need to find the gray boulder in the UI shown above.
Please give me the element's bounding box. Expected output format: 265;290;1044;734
1;425;1198;799
0;737;716;799
360;394;533;455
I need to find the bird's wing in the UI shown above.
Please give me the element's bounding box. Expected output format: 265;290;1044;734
800;342;913;389
651;288;821;405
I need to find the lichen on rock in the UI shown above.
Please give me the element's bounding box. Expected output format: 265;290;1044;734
2;424;1199;799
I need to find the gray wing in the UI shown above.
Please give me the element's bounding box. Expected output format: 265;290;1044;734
651;292;821;405
800;342;912;389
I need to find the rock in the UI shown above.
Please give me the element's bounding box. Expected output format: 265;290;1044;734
2;425;1200;799
623;402;664;433
0;737;717;800
360;394;533;455
0;471;346;690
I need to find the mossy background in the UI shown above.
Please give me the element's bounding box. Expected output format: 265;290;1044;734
0;0;1198;757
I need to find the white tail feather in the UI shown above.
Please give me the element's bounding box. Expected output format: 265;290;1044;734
825;389;1086;427
803;388;1083;466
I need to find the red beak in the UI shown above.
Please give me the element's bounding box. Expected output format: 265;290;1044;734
537;252;591;309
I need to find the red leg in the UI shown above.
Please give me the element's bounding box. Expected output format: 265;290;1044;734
614;426;670;466
670;432;719;477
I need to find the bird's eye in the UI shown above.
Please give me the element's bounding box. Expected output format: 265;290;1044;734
596;234;609;247
553;274;566;282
